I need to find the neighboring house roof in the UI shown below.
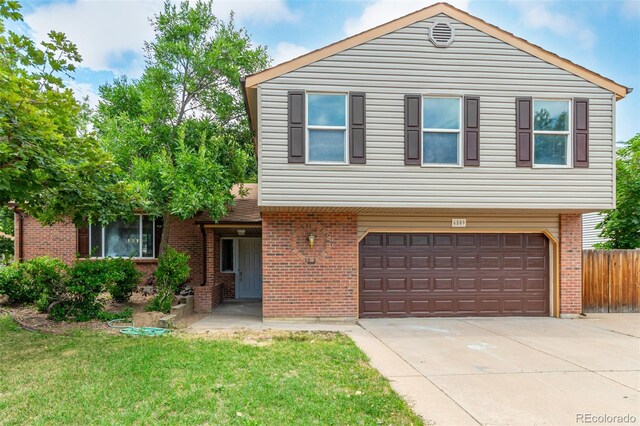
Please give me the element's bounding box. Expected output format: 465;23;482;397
0;232;13;241
196;183;260;224
242;2;630;126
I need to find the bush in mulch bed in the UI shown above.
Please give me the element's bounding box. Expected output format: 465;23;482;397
0;257;141;322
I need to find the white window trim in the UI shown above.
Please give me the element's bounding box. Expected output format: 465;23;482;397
305;92;350;165
532;98;572;168
88;215;156;259
220;237;239;273
421;95;464;168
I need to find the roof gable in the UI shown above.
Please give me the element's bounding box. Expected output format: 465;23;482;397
244;2;628;99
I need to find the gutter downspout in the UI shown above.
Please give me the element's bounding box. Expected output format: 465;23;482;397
16;210;24;262
200;224;207;286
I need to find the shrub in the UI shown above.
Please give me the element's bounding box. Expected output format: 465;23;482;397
51;260;111;321
147;247;189;313
0;265;27;303
0;257;66;305
104;258;142;303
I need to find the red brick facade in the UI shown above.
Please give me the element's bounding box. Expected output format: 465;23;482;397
15;210;586;318
14;214;204;289
559;213;583;315
261;212;358;320
16;215;78;264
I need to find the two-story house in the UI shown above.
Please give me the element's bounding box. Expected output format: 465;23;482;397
14;3;630;321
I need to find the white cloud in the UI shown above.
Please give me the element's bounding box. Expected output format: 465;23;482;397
271;42;310;65
509;1;596;50
66;80;101;109
23;0;298;76
344;0;469;36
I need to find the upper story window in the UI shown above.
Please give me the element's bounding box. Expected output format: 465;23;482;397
306;93;348;164
89;215;158;258
533;100;571;166
422;96;462;166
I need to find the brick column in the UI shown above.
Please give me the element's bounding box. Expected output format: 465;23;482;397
262;212;358;322
559;214;582;316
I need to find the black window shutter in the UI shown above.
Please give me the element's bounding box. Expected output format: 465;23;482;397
516;97;533;167
464;96;480;166
288;90;305;163
405;94;421;165
77;223;89;258
573;98;589;168
349;92;366;164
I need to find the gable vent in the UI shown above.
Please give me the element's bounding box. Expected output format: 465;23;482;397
429;21;455;47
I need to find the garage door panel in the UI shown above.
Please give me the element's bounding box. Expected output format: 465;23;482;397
387;234;407;247
411;278;430;290
359;232;550;318
480;234;500;248
433;234;454;247
504;278;525;291
527;256;546;269
362;278;383;292
457;234;477;247
387;278;408;291
410;256;430;268
387;300;407;314
458;278;477;291
410;234;431;246
386;256;407;269
362;255;383;269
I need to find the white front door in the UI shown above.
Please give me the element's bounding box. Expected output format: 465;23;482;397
236;238;262;299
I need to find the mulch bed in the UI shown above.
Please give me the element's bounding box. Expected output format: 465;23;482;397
0;292;158;335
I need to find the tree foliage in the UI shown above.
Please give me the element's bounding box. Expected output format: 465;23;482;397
0;0;136;226
596;133;640;249
94;0;268;252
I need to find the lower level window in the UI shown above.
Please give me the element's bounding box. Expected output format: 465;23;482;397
89;215;158;258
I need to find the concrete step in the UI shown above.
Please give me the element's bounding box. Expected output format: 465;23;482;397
157;314;177;328
170;303;187;320
171;295;194;319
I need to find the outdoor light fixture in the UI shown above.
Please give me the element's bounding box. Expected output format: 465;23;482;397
308;234;315;249
237;229;246;236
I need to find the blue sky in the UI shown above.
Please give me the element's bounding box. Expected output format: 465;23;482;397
17;0;640;140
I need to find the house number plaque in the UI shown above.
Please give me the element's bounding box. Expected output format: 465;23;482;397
451;218;467;228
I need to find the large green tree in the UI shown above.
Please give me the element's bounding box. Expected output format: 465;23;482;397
0;0;135;226
95;0;268;253
596;133;640;249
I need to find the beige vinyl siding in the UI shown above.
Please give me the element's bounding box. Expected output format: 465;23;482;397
357;212;560;240
258;14;615;210
582;212;607;249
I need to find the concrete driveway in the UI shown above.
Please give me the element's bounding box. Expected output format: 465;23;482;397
350;315;640;425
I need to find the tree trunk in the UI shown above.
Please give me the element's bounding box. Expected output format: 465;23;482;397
158;212;171;256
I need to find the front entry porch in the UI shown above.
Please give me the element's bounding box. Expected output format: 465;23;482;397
190;299;263;330
192;223;263;313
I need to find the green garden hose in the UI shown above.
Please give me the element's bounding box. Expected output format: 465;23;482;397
107;319;171;336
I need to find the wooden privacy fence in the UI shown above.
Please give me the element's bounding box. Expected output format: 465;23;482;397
583;249;640;313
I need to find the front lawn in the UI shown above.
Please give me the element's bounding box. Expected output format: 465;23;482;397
0;315;422;425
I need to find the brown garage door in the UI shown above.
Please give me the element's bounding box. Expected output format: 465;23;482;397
359;233;549;318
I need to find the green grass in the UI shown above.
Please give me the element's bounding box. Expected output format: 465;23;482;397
0;315;422;425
